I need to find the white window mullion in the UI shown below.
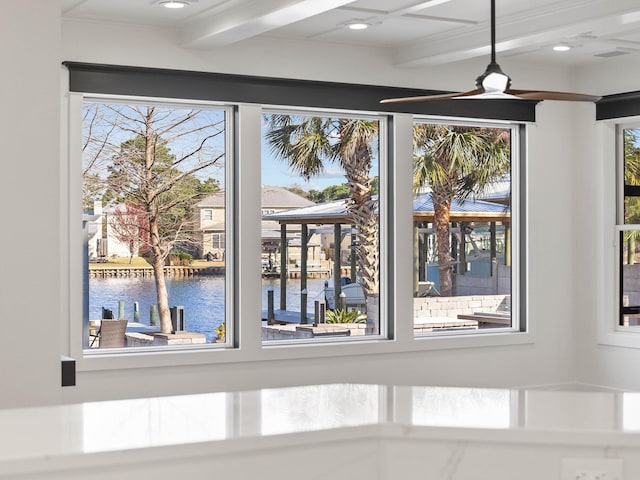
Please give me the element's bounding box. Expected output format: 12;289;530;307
390;113;415;345
68;92;86;363
235;104;264;355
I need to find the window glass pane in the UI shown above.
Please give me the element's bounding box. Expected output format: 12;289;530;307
623;128;640;224
412;122;513;335
624;198;640;225
624;128;640;187
261;112;381;342
620;229;640;327
82;101;228;349
621;127;640;327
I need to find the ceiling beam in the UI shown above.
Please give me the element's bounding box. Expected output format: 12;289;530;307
392;0;640;67
180;0;356;48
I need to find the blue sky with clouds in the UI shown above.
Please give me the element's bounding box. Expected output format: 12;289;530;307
260;115;379;192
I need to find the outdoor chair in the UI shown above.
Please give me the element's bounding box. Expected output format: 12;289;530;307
95;319;128;348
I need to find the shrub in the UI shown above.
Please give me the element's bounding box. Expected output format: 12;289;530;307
170;250;193;266
214;323;225;343
325;308;366;324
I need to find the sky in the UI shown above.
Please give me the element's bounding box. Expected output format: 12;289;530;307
261;150;350;191
260;115;379;192
82;102;379;194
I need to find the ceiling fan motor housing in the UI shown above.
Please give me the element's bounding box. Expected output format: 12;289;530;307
476;61;512;93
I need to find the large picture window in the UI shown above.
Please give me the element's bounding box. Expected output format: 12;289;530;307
412;120;519;335
66;63;532;365
260;111;383;342
82;99;230;350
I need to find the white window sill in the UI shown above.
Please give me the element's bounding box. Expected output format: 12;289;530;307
74;329;533;372
598;327;640;349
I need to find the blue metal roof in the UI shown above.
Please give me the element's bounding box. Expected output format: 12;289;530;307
413;193;510;216
263;192;509;223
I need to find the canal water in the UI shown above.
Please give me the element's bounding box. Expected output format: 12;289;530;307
89;276;331;342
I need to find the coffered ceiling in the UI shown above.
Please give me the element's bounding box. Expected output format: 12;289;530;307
61;0;640;67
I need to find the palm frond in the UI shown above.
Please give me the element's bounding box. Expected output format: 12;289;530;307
265;115;336;180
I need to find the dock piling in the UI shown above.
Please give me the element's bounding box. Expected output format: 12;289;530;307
267;287;275;325
300;289;308;324
150;305;157;326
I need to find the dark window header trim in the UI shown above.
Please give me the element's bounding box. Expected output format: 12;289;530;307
597;90;640;120
63;62;536;122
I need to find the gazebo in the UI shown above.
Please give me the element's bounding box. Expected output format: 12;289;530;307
412;193;511;287
263;192;511;309
262;198;358;310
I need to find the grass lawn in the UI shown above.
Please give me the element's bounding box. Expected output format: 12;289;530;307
89;257;151;268
89;257;224;268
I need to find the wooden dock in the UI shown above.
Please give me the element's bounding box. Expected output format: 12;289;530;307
261;309;314;324
89;265;225;278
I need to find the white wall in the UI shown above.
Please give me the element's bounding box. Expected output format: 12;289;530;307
0;2;61;408
2;6;624;407
565;59;640;391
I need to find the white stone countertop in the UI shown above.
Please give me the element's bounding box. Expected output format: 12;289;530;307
2;384;640;477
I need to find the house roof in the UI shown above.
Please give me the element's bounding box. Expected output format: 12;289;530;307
197;186;313;209
196;191;225;208
261;185;314;208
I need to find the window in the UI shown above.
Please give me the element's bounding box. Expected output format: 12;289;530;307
67;63;533;367
412;120;521;335
260;110;384;342
82;99;231;350
618;125;640;328
211;233;225;250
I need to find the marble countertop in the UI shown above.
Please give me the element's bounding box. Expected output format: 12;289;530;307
2;384;640;476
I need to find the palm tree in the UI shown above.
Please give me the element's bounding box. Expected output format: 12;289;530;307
413;124;511;296
265;115;379;296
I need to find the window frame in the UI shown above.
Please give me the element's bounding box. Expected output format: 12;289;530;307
597;118;640;349
69;93;237;367
259;106;389;345
63;79;533;373
614;122;640;334
410;116;525;338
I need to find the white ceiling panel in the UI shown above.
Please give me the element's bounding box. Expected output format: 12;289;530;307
60;0;640;67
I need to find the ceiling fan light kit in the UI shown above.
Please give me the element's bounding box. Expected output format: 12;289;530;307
381;0;601;105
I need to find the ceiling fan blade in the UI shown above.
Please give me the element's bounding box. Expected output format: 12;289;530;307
508;89;601;102
380;89;482;104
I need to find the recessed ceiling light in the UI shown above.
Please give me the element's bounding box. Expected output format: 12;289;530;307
553;44;571;52
347;22;370;30
159;1;189;8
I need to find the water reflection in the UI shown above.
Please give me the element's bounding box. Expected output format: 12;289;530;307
409;386;512;429
82;394;227;452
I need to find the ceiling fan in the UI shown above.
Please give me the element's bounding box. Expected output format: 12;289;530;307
381;0;601;104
